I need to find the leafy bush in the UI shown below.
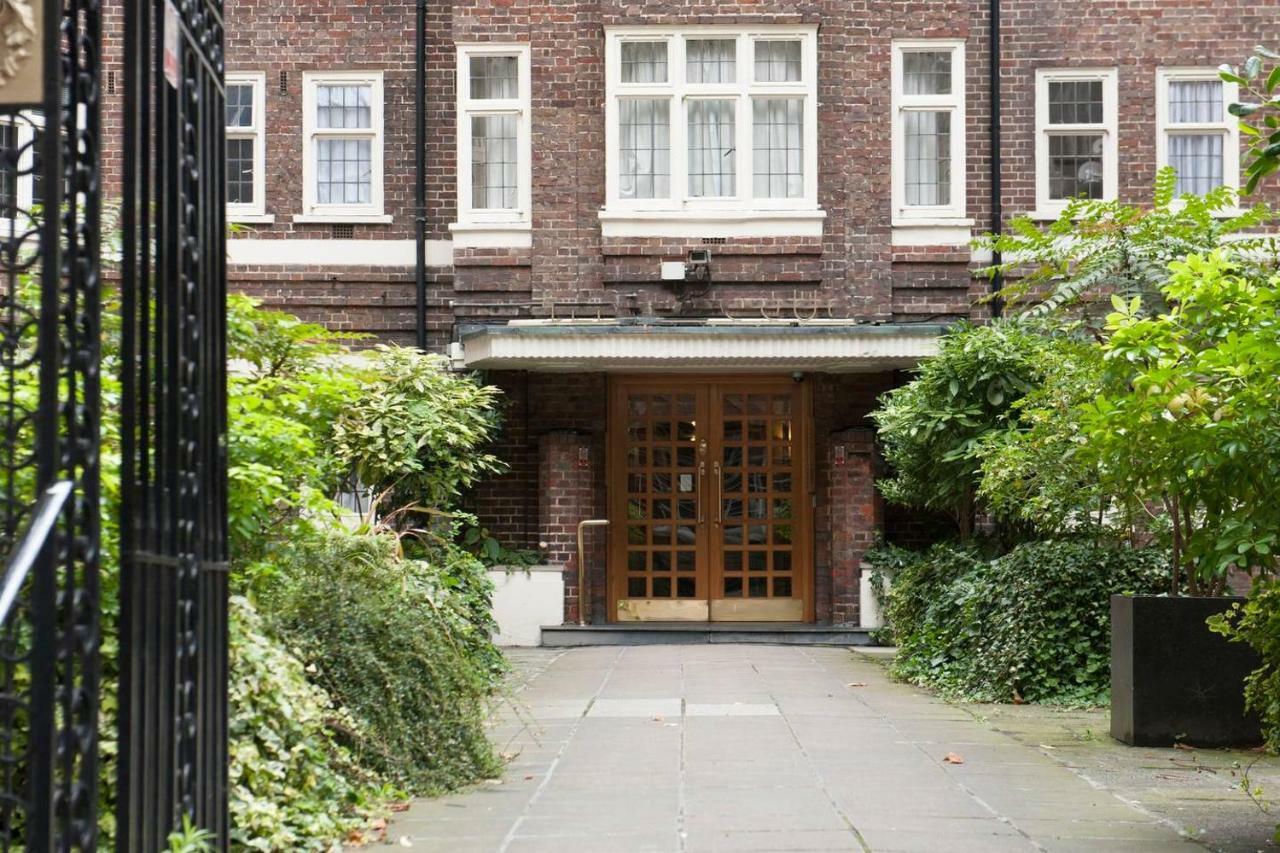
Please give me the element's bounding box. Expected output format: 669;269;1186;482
228;597;392;850
260;531;503;793
1083;252;1280;593
871;322;1060;538
870;541;1167;705
332;346;505;514
1211;583;1280;751
975;167;1272;317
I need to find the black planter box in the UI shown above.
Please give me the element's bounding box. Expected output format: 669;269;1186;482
1111;595;1262;747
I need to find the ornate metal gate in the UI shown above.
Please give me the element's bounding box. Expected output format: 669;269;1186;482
117;0;230;849
1;0;227;847
0;0;104;849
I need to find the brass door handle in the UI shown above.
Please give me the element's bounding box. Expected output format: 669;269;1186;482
713;461;722;524
698;461;706;524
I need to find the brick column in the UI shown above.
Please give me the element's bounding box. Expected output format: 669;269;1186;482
829;429;883;626
538;431;602;624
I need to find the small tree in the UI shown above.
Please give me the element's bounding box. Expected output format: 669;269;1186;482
974;168;1273;319
1082;251;1280;594
871;322;1053;539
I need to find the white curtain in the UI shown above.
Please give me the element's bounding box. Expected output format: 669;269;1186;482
752;98;802;198
621;42;667;84
686;40;735;84
619;99;670;199
904;111;950;206
687;99;735;197
471;114;517;209
1169;134;1223;196
1169;80;1222;123
754;41;800;83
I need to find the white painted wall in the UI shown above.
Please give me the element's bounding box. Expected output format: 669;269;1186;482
859;564;893;630
487;566;565;647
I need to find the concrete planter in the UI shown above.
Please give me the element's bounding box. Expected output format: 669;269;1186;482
487;565;565;647
1110;594;1261;747
859;563;893;631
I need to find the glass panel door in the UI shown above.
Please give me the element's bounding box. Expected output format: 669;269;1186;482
609;377;810;623
710;385;805;621
612;385;711;621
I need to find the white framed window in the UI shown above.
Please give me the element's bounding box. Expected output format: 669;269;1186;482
601;26;823;238
1156;68;1239;199
452;43;532;247
226;72;269;222
1035;68;1118;216
891;40;967;224
298;70;387;223
0;112;44;228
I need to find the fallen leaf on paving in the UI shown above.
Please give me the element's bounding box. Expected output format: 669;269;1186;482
1038;744;1057;750
653;715;665;722
1174;743;1196;751
524;774;534;780
943;752;965;765
371;818;387;831
390;802;410;813
399;838;413;848
846;682;867;688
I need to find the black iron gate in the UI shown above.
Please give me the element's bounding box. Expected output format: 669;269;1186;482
0;0;103;848
2;0;229;849
117;0;230;849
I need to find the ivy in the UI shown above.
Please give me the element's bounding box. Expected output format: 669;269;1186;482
869;541;1168;706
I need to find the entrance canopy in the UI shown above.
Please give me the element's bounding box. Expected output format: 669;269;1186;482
453;320;945;373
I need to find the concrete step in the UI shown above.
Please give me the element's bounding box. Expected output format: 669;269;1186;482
540;622;877;647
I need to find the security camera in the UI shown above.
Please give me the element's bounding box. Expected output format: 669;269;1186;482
792;371;804;383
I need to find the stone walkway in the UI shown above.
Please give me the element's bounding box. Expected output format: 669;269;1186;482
392;645;1254;852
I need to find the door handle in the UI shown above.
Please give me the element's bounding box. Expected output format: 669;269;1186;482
713;461;722;525
697;461;706;524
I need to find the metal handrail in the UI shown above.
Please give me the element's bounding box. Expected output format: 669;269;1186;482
0;480;72;627
575;519;610;626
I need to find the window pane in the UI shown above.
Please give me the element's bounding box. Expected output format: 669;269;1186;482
1170;133;1224;196
754;40;801;83
226;137;255;205
226;83;254;128
753;98;803;199
471;114;518;209
687;99;736;197
470;55;519;99
686;39;735;84
316;85;372;129
1048;80;1103;124
1048;133;1104;199
902;51;951;95
315;137;372;204
903;110;951;206
1169;80;1223;124
621;41;668;83
0;123;15;216
619;98;670;200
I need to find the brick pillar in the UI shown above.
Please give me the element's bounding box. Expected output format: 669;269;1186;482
538;431;602;624
829;428;883;626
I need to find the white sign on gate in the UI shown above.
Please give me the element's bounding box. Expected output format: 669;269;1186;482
163;0;180;89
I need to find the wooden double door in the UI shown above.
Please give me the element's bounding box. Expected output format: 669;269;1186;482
608;376;813;622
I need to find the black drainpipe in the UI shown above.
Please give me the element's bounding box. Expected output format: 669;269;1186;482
988;0;1004;318
415;0;429;349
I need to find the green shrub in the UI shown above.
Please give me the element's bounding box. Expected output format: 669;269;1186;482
1211;581;1280;749
870;541;1167;705
260;531;503;793
228;597;393;851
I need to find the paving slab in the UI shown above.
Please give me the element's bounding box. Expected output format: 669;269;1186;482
392;645;1273;852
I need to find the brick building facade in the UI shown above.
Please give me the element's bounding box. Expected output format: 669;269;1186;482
80;1;1280;626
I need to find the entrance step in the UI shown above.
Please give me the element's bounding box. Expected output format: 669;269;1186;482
540;623;877;648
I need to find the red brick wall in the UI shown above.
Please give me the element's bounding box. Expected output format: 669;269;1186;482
95;1;1280;339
